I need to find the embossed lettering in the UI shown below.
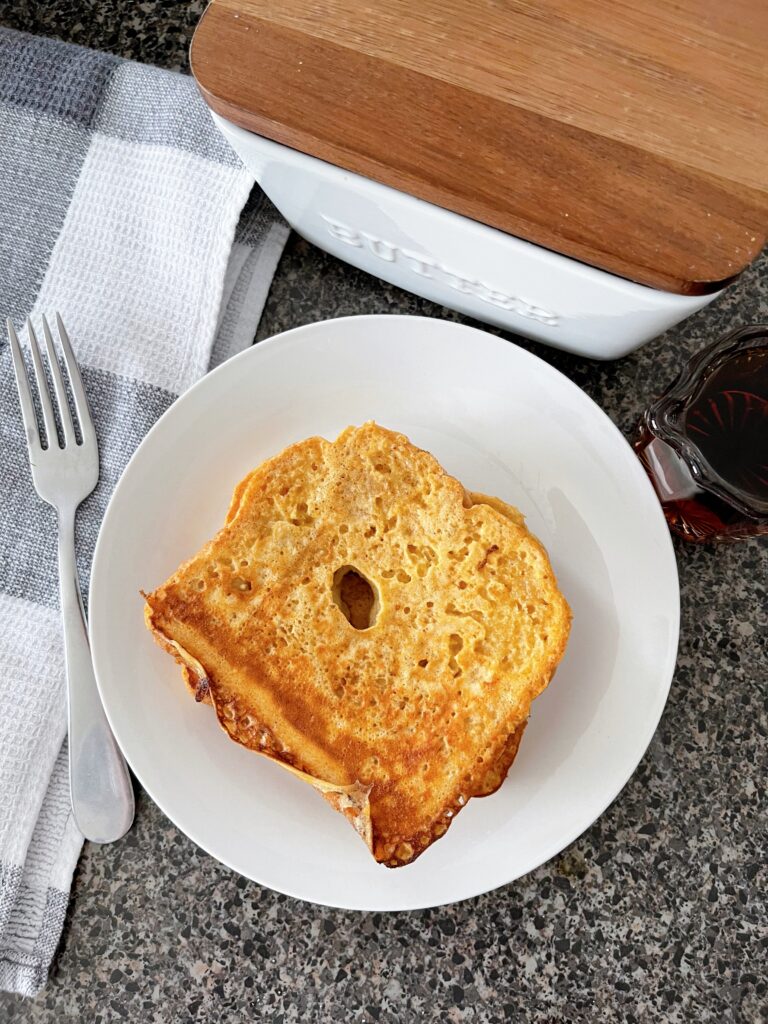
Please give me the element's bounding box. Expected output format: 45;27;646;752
320;214;363;247
319;214;559;326
400;248;437;278
512;298;559;325
477;285;518;311
525;305;559;326
440;267;480;295
360;231;397;262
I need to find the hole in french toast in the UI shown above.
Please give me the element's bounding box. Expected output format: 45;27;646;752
332;565;379;630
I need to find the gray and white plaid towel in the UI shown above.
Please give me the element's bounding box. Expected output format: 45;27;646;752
0;28;288;996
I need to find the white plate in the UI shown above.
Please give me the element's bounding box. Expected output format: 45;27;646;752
90;315;679;911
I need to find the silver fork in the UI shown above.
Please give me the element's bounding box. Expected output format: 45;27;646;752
7;313;134;843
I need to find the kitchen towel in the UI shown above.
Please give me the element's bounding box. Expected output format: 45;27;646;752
0;28;288;997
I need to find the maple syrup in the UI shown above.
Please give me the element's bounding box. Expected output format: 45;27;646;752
634;325;768;542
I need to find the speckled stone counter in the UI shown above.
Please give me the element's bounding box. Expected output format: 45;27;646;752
0;5;766;1021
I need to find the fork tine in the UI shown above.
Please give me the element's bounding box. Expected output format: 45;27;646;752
26;318;59;449
6;318;41;451
41;314;76;445
55;312;96;446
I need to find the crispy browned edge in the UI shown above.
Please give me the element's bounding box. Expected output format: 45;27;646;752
142;601;537;866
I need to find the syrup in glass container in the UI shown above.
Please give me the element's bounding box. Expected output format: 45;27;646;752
635;327;768;542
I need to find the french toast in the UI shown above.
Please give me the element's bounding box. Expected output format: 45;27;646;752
144;423;570;866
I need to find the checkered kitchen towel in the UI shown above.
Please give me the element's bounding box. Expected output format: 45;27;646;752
0;29;288;996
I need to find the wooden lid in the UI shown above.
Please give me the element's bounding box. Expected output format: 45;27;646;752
191;0;768;294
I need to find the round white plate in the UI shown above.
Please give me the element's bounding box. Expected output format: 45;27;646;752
90;315;679;911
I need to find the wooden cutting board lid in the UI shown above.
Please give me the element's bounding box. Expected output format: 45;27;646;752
192;0;768;295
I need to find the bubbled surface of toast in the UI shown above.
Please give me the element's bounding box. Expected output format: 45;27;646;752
145;423;571;866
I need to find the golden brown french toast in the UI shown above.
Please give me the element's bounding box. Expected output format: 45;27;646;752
144;423;570;866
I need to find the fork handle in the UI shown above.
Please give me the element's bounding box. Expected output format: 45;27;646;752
58;507;135;842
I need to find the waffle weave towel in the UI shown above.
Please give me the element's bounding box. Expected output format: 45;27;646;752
0;28;288;996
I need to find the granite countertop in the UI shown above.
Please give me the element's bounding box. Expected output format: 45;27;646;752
1;4;766;1022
